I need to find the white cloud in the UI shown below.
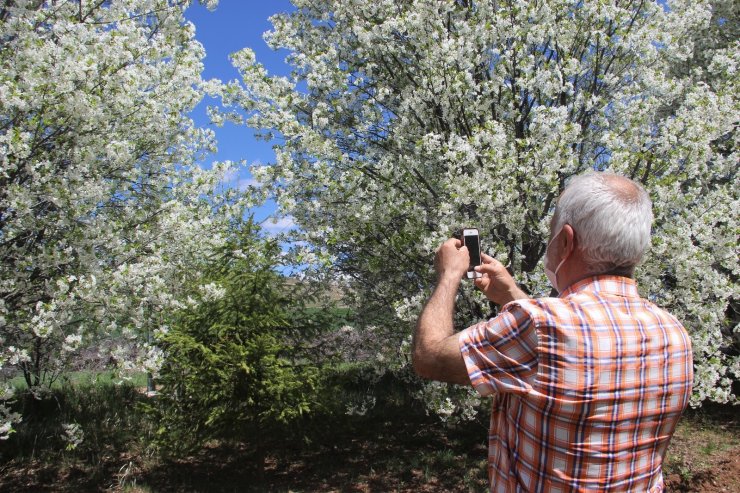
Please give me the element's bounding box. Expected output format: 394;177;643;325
221;167;239;183
216;160;265;191
261;216;296;233
237;177;261;191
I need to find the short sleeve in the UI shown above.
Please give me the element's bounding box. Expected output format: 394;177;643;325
458;303;539;397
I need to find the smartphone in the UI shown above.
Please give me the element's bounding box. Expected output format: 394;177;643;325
463;228;482;279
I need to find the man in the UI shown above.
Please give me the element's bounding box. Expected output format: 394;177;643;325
412;172;693;492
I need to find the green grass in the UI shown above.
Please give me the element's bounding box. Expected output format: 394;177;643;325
6;370;148;391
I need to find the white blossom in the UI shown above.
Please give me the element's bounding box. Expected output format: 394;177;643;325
62;334;83;353
61;422;84;451
198;282;227;302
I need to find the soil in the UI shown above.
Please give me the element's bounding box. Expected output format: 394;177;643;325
662;404;740;493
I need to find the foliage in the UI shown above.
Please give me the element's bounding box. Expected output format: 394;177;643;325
217;0;739;408
0;0;245;438
0;378;149;465
147;220;323;456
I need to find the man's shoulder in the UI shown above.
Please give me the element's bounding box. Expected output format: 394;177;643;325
504;289;676;323
502;296;570;320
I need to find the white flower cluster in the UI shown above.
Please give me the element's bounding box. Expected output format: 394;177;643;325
198;282;227;302
61;422;85;451
415;381;482;423
62;334;83;353
4;346;31;366
0;384;21;441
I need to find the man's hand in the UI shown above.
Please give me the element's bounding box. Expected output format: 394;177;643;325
473;253;529;306
434;238;470;280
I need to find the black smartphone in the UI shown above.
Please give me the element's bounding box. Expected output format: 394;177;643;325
463;228;482;279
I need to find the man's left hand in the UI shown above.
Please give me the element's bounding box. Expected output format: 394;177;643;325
434;238;470;279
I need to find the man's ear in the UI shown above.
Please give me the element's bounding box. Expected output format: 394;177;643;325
561;224;576;258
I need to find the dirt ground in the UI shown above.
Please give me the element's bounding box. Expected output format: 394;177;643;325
1;405;738;492
662;405;740;493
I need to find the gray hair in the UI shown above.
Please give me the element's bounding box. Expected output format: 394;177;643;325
552;172;653;275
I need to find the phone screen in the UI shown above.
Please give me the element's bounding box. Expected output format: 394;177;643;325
465;234;481;268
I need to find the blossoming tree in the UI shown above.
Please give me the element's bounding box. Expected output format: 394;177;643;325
220;0;738;411
0;0;241;438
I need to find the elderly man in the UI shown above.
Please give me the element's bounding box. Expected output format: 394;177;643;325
412;172;693;492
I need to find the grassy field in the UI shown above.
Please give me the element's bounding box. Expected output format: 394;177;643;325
0;378;737;492
6;371;149;391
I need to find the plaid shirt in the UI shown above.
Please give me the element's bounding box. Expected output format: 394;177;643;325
459;276;693;493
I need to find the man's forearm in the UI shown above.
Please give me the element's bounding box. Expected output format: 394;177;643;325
412;273;463;380
416;274;459;342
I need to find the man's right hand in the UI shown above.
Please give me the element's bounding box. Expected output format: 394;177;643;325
473;253;529;306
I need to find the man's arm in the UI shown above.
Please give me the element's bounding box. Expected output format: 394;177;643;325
412;239;531;385
412;238;471;385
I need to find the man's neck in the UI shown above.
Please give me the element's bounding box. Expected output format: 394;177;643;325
557;256;634;294
558;269;634;293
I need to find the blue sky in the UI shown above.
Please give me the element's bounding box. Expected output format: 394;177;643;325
185;0;296;231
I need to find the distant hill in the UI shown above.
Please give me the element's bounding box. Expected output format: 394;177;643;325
283;277;348;306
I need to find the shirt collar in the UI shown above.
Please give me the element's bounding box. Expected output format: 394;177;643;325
559;275;640;299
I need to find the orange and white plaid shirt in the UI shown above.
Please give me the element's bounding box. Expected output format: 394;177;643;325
459;276;693;493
